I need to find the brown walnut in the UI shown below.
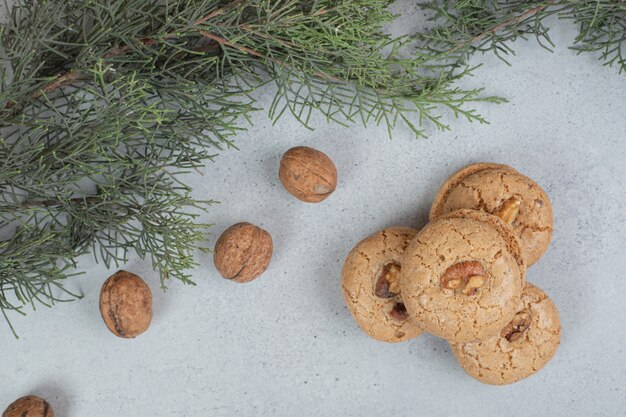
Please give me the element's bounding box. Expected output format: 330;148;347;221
2;395;54;417
389;303;408;321
99;270;153;338
374;262;401;298
494;196;521;224
213;222;273;283
440;261;487;296
500;310;532;342
278;146;338;203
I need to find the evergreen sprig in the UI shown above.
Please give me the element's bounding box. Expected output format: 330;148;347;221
0;0;501;335
0;0;623;335
415;1;625;72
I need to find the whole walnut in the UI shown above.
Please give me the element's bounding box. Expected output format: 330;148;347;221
214;222;273;283
2;395;54;417
279;146;337;203
99;270;153;338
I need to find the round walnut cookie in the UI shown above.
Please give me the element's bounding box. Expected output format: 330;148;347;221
429;162;553;266
450;283;561;385
2;395;54;417
342;227;423;343
400;209;525;343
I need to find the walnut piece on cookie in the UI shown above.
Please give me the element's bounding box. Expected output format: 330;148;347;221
429;162;553;266
342;227;423;343
400;210;525;343
450;283;561;385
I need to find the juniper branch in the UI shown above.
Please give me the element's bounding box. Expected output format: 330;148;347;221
416;1;625;72
0;0;499;334
3;0;621;335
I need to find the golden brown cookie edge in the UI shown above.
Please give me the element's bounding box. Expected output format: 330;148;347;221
400;216;524;343
429;163;519;221
341;226;423;343
450;282;561;385
439;209;526;282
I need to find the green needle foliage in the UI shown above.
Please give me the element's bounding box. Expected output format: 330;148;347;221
0;0;623;335
415;1;626;72
0;0;501;335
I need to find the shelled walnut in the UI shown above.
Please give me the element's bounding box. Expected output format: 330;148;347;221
500;310;532;342
374;262;401;298
494;196;521;224
440;260;487;296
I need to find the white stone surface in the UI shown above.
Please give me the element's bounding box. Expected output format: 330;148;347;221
2;3;626;416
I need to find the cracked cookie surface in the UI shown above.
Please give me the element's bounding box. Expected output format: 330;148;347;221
400;211;525;343
450;283;561;385
342;227;423;343
429;163;553;266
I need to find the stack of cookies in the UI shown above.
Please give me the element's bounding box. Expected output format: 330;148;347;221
342;163;561;385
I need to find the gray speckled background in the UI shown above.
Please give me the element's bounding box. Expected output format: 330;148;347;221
2;2;626;416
